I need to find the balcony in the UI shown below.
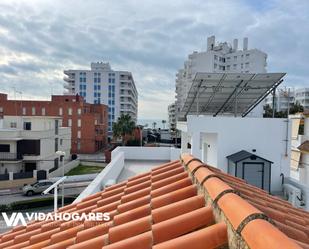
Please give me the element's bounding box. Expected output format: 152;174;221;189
63;82;75;90
63;76;75;82
0;152;23;161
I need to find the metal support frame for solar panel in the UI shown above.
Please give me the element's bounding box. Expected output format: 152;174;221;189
181;72;286;119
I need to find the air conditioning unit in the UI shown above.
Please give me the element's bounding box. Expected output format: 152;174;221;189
283;183;305;208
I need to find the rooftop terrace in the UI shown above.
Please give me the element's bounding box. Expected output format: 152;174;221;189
0;154;308;248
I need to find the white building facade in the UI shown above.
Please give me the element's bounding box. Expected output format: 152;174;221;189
178;116;291;193
175;36;267;118
168;102;176;130
265;87;295;112
265;87;309;112
64;62;138;133
0;116;71;173
295;88;309;110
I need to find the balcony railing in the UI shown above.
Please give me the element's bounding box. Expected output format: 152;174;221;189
0;152;23;161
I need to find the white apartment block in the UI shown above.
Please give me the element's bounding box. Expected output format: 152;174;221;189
175;35;267;118
265;87;309;112
168;102;176;130
295;88;309;110
0;116;71;174
265;87;295;112
64;62;138;133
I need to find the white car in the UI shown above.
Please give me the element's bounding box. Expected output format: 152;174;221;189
22;180;55;196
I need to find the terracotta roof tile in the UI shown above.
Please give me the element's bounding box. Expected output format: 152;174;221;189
109;216;152;243
218;192;263;230
0;156;305;249
152;206;214;244
242;219;303;249
152;195;205;223
203;176;233;201
103;231;153;249
153;223;228;249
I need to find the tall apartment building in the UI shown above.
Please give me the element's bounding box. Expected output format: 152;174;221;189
265;87;309;112
0;94;108;154
64;62;138;134
175;35;268;118
0;115;71;173
168;102;176;130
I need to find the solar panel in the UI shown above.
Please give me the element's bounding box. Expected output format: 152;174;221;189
179;72;286;118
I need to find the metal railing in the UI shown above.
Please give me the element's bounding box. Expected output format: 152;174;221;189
0;152;22;160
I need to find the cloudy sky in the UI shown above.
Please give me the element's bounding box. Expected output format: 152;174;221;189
0;0;308;120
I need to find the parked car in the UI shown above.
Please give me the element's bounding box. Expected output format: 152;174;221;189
22;180;55;196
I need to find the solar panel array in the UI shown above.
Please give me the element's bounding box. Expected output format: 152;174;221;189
180;72;286;118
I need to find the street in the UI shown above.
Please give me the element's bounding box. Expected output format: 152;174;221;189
0;181;90;205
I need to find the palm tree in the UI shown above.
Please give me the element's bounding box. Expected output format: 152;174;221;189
152;122;157;129
162;120;166;129
113;114;135;145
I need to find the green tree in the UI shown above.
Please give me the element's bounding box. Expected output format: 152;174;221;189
263;102;304;118
162;120;166;129
112;114;135;145
289;101;304;114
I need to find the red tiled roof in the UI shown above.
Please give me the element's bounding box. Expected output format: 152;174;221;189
0;154;307;248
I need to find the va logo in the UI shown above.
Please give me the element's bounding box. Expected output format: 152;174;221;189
2;213;27;226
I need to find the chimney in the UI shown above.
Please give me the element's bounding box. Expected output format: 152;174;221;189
207;36;215;51
243;37;248;51
233;39;238;51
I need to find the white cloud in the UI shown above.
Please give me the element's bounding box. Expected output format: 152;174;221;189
0;0;308;119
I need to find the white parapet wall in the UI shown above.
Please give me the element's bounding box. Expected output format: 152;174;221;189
74;146;180;203
48;159;80;178
111;146;181;161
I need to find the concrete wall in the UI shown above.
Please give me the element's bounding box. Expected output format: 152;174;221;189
75;146;181;203
74;151;124;203
0;177;36;189
182;116;290;192
48;159;80;178
111;146;181;161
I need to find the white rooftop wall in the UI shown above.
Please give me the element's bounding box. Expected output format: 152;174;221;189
180;116;291;192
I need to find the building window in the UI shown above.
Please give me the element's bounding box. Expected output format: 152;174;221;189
226;65;230;70
245;62;249;68
10;122;17;128
23;122;31;130
60;139;63;146
42;108;46;116
77;108;81;115
68;119;72;127
214;55;218;60
77;130;81;138
68;108;72;115
32;107;36;115
0;107;3;112
59;108;63;115
241;63;243;69
22;107;26;115
233;64;237;69
77;119;81;127
234;56;237;60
